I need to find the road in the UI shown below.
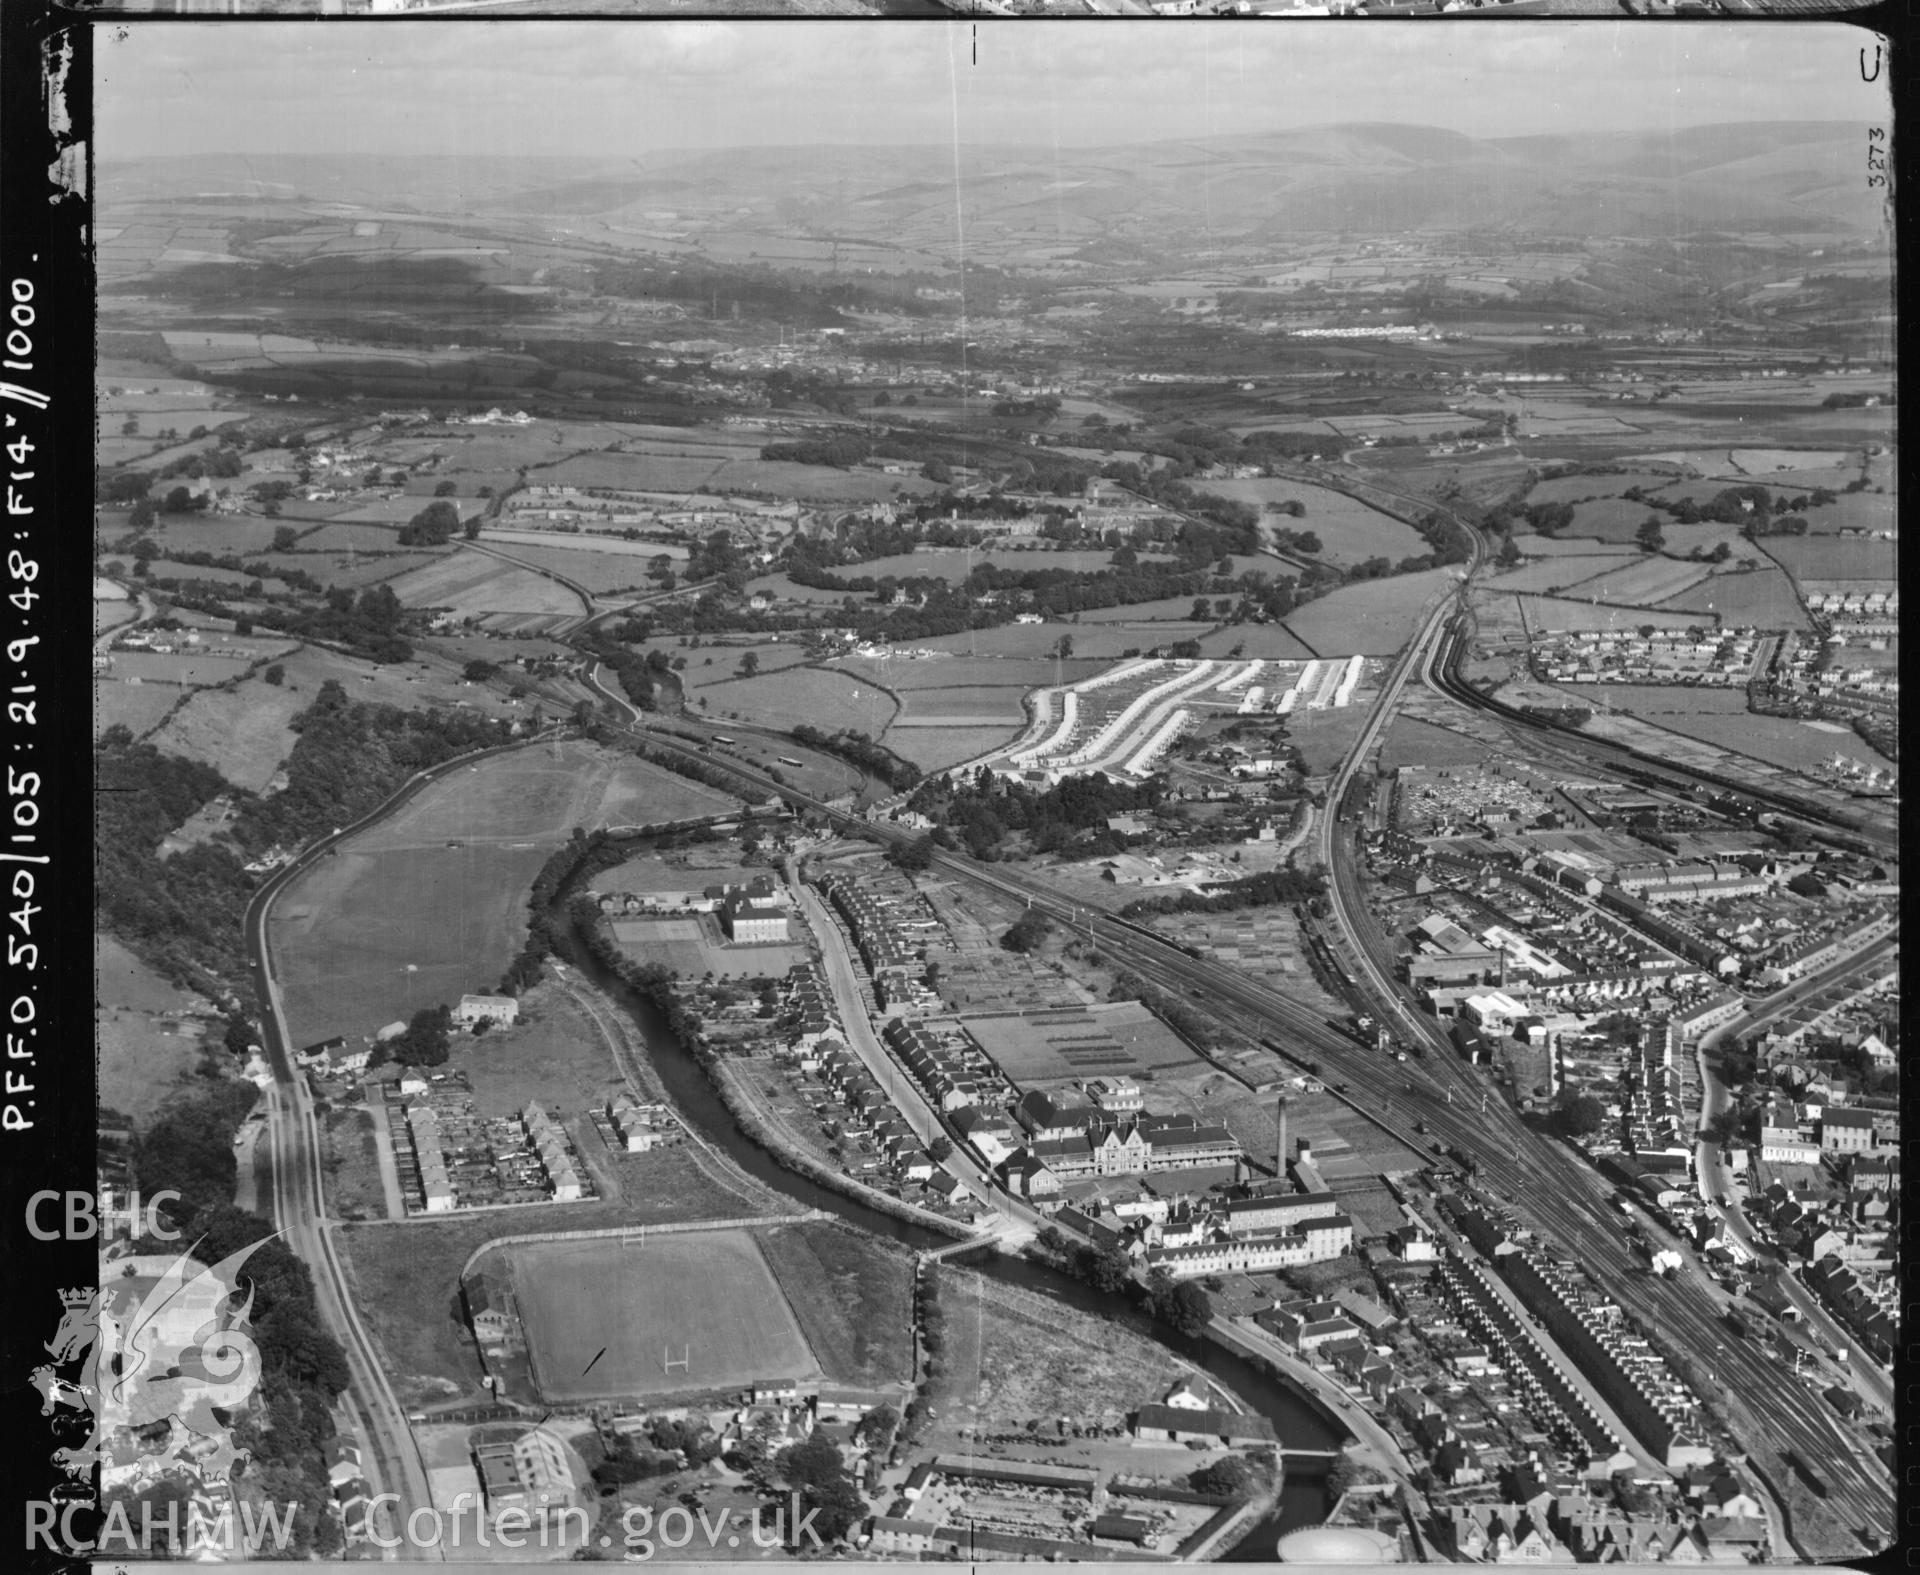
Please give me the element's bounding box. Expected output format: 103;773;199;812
243;737;550;1558
575;656;1894;1551
1690;939;1900;1417
791;879;1008;1207
92;584;153;652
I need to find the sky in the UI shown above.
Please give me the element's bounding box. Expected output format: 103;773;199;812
96;21;1886;161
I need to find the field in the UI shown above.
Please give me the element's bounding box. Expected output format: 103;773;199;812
268;742;740;1046
1503;595;1700;635
148;559;291;593
274;550;442;589
884;725;1022;774
1799;492;1896;536
147;641;529;781
1284;568;1455;655
1758;535;1897;583
697;663;898;738
148;671;317;791
384;549;587;617
1520;535;1639;559
95;934;223;1129
327;497;444;524
1578;684;1753;717
1285;705;1373;774
756;1221;915;1387
1657;567;1808;628
895;622;1183;662
93;681;185;739
1379;715;1504;769
113;515;287;557
929;1267;1187;1431
1075;596;1215;624
297;520;418;552
1498;553;1643;596
512;1231;816;1402
445;980;625;1117
674;640;814;691
610;913;808;981
1564;556;1713;607
1200;478;1429;568
1524;470;1681;505
336;1158;785;1409
708;458;940;504
1726;448;1859;476
1195;624;1317;661
480;541;655;595
1562;498;1657;542
1629;710;1894;778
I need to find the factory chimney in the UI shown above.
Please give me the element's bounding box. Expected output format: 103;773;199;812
1276;1094;1289;1181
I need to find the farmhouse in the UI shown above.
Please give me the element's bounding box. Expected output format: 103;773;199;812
454;994;520;1030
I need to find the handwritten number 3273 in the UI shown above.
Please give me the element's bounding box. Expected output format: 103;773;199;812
1867;128;1887;189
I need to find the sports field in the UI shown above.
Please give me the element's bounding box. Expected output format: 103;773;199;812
512;1231;817;1402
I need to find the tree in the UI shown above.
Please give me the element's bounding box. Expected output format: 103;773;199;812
1191;1456;1253;1498
271;525;299;553
1162;1281;1212;1336
129;495;157;531
433;480;458;497
463;660;500;683
391;1004;453;1067
463;515;482;541
263;663;285;686
1001;910;1052;954
776;1434;864;1544
738;651;760;679
1553;1089;1605;1139
923;459;952;485
929;1135;954;1163
163;485;202;514
1055;634;1074;660
398;499;462;546
887;834;936;873
1084;1244;1132;1293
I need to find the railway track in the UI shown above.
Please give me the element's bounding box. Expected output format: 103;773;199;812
576;631;1893;1550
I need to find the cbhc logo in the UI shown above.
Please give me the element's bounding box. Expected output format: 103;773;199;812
25;1190;181;1242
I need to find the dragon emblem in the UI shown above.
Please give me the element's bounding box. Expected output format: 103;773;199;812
30;1236;272;1486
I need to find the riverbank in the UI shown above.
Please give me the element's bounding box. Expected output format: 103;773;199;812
714;1059;974;1241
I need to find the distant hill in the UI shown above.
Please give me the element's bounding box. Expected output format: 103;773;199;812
99;122;1886;241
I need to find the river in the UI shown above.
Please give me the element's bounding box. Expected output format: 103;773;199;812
558;886;1339;1551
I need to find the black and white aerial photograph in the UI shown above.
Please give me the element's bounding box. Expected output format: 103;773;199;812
57;13;1901;1571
